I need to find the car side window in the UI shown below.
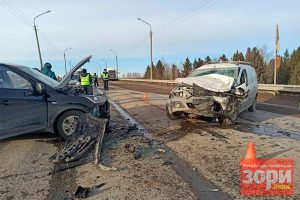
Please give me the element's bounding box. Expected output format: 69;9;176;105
240;69;248;86
0;68;32;90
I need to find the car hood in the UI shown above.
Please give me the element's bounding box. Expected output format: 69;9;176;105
56;55;92;89
176;74;235;92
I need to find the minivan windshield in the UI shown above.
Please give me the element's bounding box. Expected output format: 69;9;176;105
188;67;238;79
18;67;60;88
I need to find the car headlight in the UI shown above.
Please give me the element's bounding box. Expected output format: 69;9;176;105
92;105;100;117
86;96;102;103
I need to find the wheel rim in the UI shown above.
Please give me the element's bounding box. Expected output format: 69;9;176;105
62;116;79;136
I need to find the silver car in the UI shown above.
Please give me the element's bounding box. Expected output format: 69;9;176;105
166;61;258;125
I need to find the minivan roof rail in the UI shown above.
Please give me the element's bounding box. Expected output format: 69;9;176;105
208;61;252;65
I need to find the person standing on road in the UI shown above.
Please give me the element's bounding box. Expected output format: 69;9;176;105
41;62;57;80
79;68;92;94
101;69;110;91
93;73;99;87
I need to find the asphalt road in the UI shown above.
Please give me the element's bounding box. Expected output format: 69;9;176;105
109;80;300;117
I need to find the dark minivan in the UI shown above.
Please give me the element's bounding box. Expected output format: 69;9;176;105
0;56;110;140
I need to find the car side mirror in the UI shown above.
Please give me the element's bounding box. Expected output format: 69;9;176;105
235;83;247;96
35;83;43;93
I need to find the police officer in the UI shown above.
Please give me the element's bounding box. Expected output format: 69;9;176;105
101;69;110;91
92;73;98;87
41;62;57;80
80;69;92;94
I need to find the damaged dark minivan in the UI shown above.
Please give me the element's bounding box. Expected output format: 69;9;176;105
0;56;110;140
166;61;258;125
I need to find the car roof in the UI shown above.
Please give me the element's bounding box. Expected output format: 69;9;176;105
196;63;254;70
0;63;28;69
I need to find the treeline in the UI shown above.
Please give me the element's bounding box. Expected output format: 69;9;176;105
123;72;143;79
143;46;300;85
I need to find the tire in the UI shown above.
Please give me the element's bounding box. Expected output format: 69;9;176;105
166;104;181;120
99;101;110;132
248;98;257;112
56;110;83;139
219;110;237;127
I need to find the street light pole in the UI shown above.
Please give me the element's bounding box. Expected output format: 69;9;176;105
64;47;72;74
100;59;107;70
34;10;51;69
110;49;118;79
137;18;153;80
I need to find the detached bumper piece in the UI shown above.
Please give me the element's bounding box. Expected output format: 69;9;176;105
50;113;107;171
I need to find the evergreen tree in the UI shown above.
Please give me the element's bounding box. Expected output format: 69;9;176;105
245;47;267;83
288;47;300;84
155;60;165;80
204;56;211;64
289;63;300;85
171;64;180;80
232;50;245;61
219;54;228;61
181;57;192;77
193;58;204;70
144;65;150;79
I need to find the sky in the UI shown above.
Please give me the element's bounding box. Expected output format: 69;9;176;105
1;0;300;77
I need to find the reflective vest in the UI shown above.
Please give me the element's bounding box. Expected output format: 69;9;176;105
81;74;90;86
102;72;109;80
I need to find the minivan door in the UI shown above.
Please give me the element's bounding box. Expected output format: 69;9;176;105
0;66;47;139
237;69;251;112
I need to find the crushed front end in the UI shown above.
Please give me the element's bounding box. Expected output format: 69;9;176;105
167;83;247;123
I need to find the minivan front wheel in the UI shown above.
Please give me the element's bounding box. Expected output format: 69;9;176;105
56;110;83;139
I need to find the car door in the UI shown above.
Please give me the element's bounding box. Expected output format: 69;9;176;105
0;65;47;139
246;68;256;104
237;68;250;112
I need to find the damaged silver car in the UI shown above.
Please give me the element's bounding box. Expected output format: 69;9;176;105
166;61;258;125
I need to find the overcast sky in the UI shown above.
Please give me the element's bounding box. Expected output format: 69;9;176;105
1;0;300;76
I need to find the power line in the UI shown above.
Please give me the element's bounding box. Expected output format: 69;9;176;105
4;0;31;22
1;0;62;56
156;0;215;34
4;0;31;23
0;0;31;27
38;30;63;55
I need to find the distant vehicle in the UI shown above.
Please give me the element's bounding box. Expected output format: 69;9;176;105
68;71;81;88
0;56;110;140
166;61;258;125
106;68;118;81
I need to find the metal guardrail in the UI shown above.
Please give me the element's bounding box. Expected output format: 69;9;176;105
119;79;300;94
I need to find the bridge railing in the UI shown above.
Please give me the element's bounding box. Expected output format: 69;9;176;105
119;78;300;94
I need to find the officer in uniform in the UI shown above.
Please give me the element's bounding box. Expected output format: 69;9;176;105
101;69;110;91
92;73;99;87
80;68;92;94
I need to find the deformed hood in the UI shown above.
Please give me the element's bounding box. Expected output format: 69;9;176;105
56;55;92;89
176;74;235;92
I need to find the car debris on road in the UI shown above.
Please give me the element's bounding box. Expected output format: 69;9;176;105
50;113;109;171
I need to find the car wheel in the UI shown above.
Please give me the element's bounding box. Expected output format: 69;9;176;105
248;98;257;112
166;104;181;120
56;110;83;139
220;110;237;126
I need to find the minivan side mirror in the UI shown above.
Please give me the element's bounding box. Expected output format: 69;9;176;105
235;83;247;96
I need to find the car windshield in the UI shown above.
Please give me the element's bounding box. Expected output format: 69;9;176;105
188;67;238;79
18;67;60;88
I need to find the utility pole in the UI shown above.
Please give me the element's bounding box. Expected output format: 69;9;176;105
34;10;51;69
137;18;153;80
64;47;72;74
69;61;72;71
274;24;280;85
110;49;119;79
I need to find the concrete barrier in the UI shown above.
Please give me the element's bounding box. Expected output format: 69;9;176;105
119;79;300;94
